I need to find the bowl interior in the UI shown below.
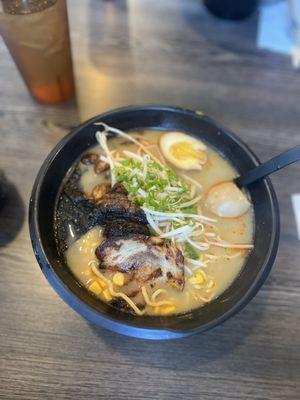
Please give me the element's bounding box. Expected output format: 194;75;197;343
30;106;279;335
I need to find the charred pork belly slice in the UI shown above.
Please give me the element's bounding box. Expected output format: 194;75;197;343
103;218;150;238
95;235;185;290
96;183;147;223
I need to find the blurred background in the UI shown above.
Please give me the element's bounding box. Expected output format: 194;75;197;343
1;0;300;120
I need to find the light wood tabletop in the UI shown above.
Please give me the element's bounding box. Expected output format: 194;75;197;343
0;1;299;399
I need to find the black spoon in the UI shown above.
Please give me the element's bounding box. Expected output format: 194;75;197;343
235;144;300;187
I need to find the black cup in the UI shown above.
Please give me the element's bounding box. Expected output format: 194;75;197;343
0;171;8;211
203;0;258;20
29;105;280;339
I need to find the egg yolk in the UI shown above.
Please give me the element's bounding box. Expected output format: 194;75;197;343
170;142;201;160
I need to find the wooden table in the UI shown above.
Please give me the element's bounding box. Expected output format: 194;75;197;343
1;1;299;399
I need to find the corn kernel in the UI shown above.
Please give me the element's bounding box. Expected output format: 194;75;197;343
97;279;107;289
195;272;205;285
112;272;125;286
102;289;112;302
89;281;102;296
160;305;176;315
189;272;205;286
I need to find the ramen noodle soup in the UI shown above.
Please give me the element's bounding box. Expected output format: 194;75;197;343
55;124;254;316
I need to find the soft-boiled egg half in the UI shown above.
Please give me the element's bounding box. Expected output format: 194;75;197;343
159;132;207;170
206;181;251;218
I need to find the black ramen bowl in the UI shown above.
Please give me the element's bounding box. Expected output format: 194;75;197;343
29;105;280;339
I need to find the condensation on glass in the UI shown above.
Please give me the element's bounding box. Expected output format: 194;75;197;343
0;0;75;104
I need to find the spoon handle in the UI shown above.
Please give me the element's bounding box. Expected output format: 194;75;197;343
235;144;300;187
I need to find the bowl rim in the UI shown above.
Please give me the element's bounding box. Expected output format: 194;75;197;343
29;104;280;339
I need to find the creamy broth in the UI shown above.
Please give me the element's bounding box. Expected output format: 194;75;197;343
64;130;253;316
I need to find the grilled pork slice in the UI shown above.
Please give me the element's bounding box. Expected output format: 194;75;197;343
103;218;150;238
96;183;147;223
95;235;184;290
